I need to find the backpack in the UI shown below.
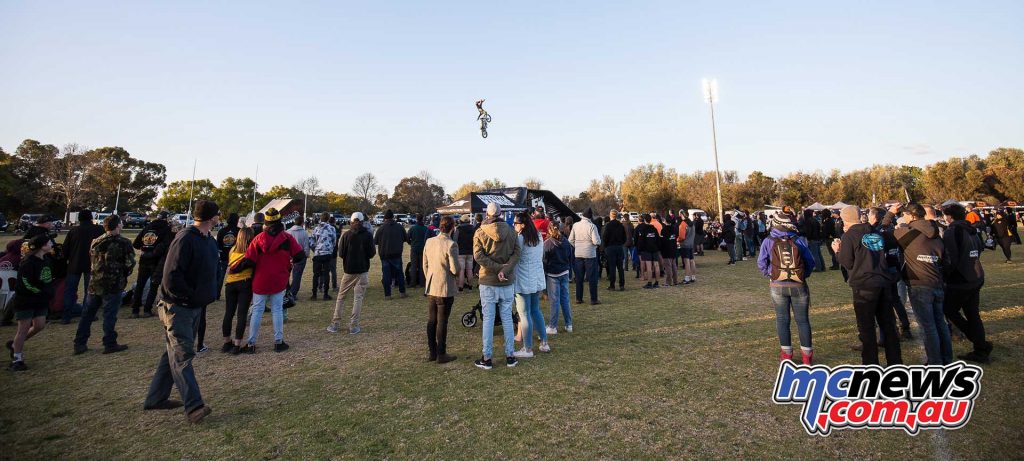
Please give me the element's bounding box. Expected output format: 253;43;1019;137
770;236;805;283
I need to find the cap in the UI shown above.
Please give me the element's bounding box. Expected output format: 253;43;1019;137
351;212;365;222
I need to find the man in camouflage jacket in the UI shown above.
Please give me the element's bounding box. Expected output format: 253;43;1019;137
74;215;136;355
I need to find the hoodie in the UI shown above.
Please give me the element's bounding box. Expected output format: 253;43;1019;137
894;219;946;288
473;217;520;286
568;217;602;258
942;220;985;290
838;223;896;289
134;219;173;264
311;222;337;257
543;235;574;276
245;226;303;295
758;228;816;286
216;216;240;262
339;225;376;274
374;220;407;259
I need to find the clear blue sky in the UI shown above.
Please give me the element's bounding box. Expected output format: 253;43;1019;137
2;1;1022;197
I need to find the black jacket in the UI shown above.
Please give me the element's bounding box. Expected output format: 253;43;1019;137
216;224;239;262
63;222;104;274
373;220;407;259
822;217;837;240
454;223;475;255
801;217;822;241
13;254;55;309
159;226;220;308
943;220;985;290
601;219;627;247
634;223;660;253
838;223;896;289
134;219;173;264
692;216;705;236
340;226;376;274
622;219;635;247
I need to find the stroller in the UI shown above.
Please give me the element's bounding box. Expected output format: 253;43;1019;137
461;300;520;329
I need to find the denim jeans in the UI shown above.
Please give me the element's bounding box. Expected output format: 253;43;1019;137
605;245;625;288
573;257;599;303
770;285;812;348
247;290;285;345
909;286;953;365
727;242;737;262
744;235;756;256
808;240;826;272
380;257;406;296
132;262;159;313
515;292;547;349
547;274;572;329
74;292;121;348
480;284;515;359
289;258;306;299
62;271;90;322
312;255;332;296
144;302;205;413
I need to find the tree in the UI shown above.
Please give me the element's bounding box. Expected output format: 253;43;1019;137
324;192;360;213
584;175;620;215
777;171;827;209
480;178;507;190
451;182;480;200
211;177;261;215
264;184;302;200
0;147;31;217
12;139;59;210
984;147;1024;201
523;177;544;190
373;193;390;211
733;171;777;211
156;179;215;213
352;172;383;213
47;143;91;220
922;155;986;202
388;175;447;215
80;146;166;212
621;163;678;213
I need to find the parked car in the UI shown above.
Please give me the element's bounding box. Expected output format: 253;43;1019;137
372;213;384;225
19;214;45;232
123;212;148;228
331;213;350;226
173;214;191;227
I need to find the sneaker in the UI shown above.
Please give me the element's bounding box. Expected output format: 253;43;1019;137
326;324;339;333
103;344;129;354
274;342;290;352
197;344;209;353
220;342;233;353
230;345;241;355
545;327;558;335
474;357;493;370
9;360;28;372
539;343;551;353
506;356;518;367
241;344;256;354
651;282;659;288
513;348;534;358
780;350;794;362
801;350;813;365
349;326;362;334
187;405;213;424
642;282;652;289
565;325;573;333
590;300;602;306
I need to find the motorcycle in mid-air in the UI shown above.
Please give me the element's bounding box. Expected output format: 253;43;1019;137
475;99;491;138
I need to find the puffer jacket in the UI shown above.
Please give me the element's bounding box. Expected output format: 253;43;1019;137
514;231;546;294
568;217;602;258
473;218;520;286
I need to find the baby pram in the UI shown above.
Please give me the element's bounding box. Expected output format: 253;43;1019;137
461;300;520;329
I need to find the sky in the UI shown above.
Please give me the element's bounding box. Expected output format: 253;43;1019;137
2;1;1022;198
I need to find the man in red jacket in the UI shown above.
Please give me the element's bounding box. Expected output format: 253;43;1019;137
233;208;304;353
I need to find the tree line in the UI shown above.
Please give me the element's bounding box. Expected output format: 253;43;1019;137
2;137;1020;221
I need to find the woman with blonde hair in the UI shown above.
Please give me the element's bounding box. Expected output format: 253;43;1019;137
222;227;254;354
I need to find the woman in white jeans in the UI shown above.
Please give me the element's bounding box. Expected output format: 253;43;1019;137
513;212;550;357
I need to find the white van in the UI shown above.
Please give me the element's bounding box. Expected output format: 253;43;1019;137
686;209;708;221
627;212;640;223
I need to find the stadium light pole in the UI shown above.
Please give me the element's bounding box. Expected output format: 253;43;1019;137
703;78;725;223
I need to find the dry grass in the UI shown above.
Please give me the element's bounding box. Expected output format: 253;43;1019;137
0;230;1022;460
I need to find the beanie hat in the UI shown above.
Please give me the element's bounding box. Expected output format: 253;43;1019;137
193;200;220;222
840;205;860;225
460;214;470;223
350;212;365;222
384;210;394;220
264;207;282;223
583;207;593;220
253;212;265;224
79;209;93;223
768;213;797;232
486;202;501;217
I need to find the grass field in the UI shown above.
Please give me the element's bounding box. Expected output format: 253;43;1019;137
0;229;1022;460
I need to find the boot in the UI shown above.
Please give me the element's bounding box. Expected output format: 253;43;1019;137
780;349;794;362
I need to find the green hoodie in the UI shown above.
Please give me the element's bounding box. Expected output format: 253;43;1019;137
473;219;520;286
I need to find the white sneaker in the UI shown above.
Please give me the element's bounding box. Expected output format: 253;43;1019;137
565;325;573;333
326;324;339;333
546;327;558;335
513;348;534;358
539;343;551;353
